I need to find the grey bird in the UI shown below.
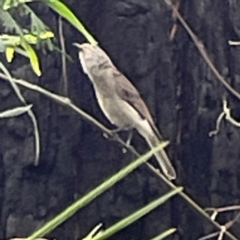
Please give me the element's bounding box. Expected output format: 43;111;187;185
74;43;176;180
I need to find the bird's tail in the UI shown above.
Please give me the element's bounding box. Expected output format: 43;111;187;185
145;133;176;180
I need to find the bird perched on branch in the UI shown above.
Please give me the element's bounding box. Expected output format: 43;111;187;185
74;42;176;180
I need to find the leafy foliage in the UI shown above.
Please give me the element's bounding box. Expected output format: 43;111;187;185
0;0;59;76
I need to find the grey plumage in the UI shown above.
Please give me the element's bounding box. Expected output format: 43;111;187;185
74;43;176;180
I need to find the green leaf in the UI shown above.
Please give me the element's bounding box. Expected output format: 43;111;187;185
0;31;54;46
23;31;54;44
21;41;41;76
83;224;103;240
3;0;32;10
26;143;169;240
5;46;15;62
0;11;42;76
43;0;97;45
148;228;177;240
2;0;13;10
0;105;33;118
92;188;182;240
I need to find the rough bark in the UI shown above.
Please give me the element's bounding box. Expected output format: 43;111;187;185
0;0;240;239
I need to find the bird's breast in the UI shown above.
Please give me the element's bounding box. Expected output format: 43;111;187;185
95;90;143;130
79;52;89;74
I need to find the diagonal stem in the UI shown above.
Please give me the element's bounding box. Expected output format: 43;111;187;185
0;72;238;240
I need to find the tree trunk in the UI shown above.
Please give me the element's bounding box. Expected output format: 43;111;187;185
0;0;240;239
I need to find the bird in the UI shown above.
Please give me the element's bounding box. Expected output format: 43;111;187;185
73;42;176;180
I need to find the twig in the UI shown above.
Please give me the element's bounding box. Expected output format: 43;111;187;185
225;212;240;230
169;0;180;41
202;205;240;239
0;63;40;166
164;0;240;101
218;226;226;240
205;205;240;214
209;112;225;137
198;231;220;240
229;41;240;46
0;73;238;240
58;16;68;95
224;102;240;128
209;99;240;136
199;212;240;240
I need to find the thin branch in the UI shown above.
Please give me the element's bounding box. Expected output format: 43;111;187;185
165;0;240;101
225;212;240;230
201;205;240;239
229;41;240;46
0;72;111;134
209;99;240;136
0;73;238;240
198;231;220;240
218;226;226;240
224;100;240;127
209;112;225;137
58;16;68;95
0;63;40;166
169;0;180;41
206;205;240;214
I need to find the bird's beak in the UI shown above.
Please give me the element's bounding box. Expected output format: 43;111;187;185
73;42;82;50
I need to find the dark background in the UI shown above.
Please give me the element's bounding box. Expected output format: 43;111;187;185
1;0;240;239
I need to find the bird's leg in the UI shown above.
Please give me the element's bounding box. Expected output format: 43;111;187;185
103;128;133;148
111;127;125;133
125;130;133;146
121;129;134;153
103;127;125;139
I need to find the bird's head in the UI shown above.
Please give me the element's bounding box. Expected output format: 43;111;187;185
73;43;112;76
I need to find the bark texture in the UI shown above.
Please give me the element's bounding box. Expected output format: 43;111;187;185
1;0;240;239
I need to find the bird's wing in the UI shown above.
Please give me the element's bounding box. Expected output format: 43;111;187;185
113;68;162;140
